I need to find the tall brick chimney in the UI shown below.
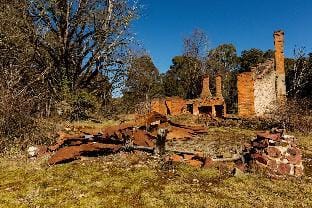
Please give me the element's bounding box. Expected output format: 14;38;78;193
274;30;287;106
200;75;212;98
216;75;223;98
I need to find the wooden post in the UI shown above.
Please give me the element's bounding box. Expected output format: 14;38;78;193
155;128;168;156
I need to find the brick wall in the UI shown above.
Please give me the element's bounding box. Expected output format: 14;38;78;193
237;72;255;117
274;30;287;106
200;76;212;98
151;99;167;115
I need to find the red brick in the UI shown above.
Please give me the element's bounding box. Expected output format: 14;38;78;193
187;159;203;168
171;154;183;163
266;147;281;158
252;153;269;165
286;147;302;165
257;131;281;141
277;163;291;175
203;157;214;168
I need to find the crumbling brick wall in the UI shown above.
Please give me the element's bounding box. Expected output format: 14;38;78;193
165;97;186;116
151;99;167;115
237;30;286;118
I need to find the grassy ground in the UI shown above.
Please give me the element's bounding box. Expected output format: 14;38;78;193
0;127;312;208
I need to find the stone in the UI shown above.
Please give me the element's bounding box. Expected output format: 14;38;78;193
252;139;269;148
286;147;302;165
277;163;291;175
266;147;281;158
27;146;38;157
267;159;278;170
257;131;281;141
252;153;268;165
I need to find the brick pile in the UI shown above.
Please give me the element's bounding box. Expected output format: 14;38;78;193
248;130;304;177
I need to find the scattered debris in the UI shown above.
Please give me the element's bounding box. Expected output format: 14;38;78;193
46;112;208;165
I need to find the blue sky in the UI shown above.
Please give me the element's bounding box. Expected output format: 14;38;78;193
132;0;312;72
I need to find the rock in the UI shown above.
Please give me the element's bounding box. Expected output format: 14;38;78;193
183;154;194;160
286;147;302;165
27;146;38;157
257;131;281;141
277;163;291;175
266;147;281;158
252;153;268;165
171;154;183;163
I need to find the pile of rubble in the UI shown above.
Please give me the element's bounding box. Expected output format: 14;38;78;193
247;129;304;177
29;112;208;165
28;113;304;178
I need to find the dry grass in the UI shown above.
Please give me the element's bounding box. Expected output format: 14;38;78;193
0;127;312;207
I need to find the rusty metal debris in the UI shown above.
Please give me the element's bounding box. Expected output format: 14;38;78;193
46;112;208;165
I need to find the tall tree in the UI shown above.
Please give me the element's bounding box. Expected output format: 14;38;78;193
163;29;209;99
26;0;138;99
286;48;312;98
205;44;239;113
124;55;162;107
163;56;202;99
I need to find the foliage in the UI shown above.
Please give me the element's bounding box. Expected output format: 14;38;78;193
240;48;274;71
286;48;312;98
123;55;163;112
205;44;239;113
68;91;100;121
163;56;203;99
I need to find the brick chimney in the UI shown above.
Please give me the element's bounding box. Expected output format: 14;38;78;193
274;30;287;106
200;75;212;98
216;75;223;98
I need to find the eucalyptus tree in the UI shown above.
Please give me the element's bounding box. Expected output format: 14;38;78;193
27;0;139;98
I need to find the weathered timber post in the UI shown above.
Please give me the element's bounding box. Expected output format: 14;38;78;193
155;128;168;156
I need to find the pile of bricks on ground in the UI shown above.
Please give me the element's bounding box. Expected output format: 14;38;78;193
28;113;304;178
163;129;304;177
247;129;304;177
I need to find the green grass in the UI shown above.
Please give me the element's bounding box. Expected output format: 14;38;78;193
0;127;312;207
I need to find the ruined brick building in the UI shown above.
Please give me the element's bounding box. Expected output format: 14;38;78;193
151;74;226;118
151;30;287;118
237;30;287;117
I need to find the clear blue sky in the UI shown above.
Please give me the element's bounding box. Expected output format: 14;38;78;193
132;0;312;72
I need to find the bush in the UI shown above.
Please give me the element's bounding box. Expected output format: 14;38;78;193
68;91;100;121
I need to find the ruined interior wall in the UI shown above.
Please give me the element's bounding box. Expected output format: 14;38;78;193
254;65;278;116
165;97;186;116
151;99;167;115
237;72;255;117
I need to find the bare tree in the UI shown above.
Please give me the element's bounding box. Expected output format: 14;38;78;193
287;47;312;98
